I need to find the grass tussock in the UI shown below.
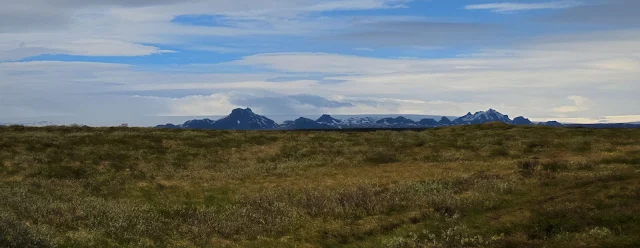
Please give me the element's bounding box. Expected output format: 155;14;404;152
0;125;639;247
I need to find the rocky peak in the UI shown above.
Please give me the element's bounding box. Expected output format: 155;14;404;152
513;116;533;125
316;114;342;124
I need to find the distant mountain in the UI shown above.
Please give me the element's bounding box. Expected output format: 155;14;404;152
0;121;56;127
341;117;377;127
375;116;416;126
156;108;278;130
541;121;563;127
283;117;335;130
316;114;342;125
418;118;438;126
182;119;216;129
156;123;182;129
564;123;640;129
211;108;278;130
453;109;512;125
438;117;453;126
512;116;533;125
156;108;608;130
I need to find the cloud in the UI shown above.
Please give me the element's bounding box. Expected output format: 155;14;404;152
229;94;353;115
227;28;640;118
0;0;419;60
598;115;640;123
542;0;640;26
305;0;412;11
465;1;581;13
232;52;433;74
158;93;239;116
2;26;640;124
328;21;502;47
234;28;640;79
0;48;67;62
530;115;640;124
552;95;594;113
160;92;492;118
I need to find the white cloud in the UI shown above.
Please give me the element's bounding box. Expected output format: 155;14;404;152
154;93;240;116
465;1;581;13
0;0;415;60
598;115;640;123
306;0;411;11
46;40;174;56
530;115;640;124
552;95;594;113
1;28;640;124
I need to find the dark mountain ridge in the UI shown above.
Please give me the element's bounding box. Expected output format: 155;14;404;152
155;108;640;130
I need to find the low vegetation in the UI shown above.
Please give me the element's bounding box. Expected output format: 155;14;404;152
1;124;639;247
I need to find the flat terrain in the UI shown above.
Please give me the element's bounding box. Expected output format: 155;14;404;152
1;124;639;247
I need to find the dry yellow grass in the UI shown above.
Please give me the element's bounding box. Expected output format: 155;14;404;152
0;125;639;247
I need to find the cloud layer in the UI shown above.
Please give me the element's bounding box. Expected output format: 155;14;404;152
465;1;581;13
1;0;639;125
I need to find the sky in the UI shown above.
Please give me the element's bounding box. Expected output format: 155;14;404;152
1;0;639;126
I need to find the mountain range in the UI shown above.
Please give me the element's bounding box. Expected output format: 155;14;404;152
0;121;57;127
157;108;635;130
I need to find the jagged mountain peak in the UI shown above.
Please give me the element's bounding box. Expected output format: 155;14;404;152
376;116;416;126
155;108;564;130
295;117;314;122
281;117;335;130
316;114;342;124
439;116;452;125
454;109;512;124
177;108;278;130
216;108;278;130
230;108;255;115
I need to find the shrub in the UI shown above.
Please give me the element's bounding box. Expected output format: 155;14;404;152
517;159;539;176
541;160;569;172
489;147;510;157
30;165;94;180
386;214;503;248
364;149;400;165
572;161;597;170
0;214;53;248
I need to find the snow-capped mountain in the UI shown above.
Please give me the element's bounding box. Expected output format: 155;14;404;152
316;114;342;125
341;117;378;127
375;116;417;127
282;117;335;130
453;109;512;125
154;108;575;130
181;119;216;129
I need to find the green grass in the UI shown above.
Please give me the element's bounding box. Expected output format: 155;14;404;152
1;124;639;247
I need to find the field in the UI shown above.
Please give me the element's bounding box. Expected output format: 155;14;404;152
1;124;639;247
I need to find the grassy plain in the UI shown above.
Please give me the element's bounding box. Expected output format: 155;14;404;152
1;124;639;247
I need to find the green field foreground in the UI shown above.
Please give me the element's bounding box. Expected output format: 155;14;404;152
1;124;639;247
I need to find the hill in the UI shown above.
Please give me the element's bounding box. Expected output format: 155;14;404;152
1;125;639;247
